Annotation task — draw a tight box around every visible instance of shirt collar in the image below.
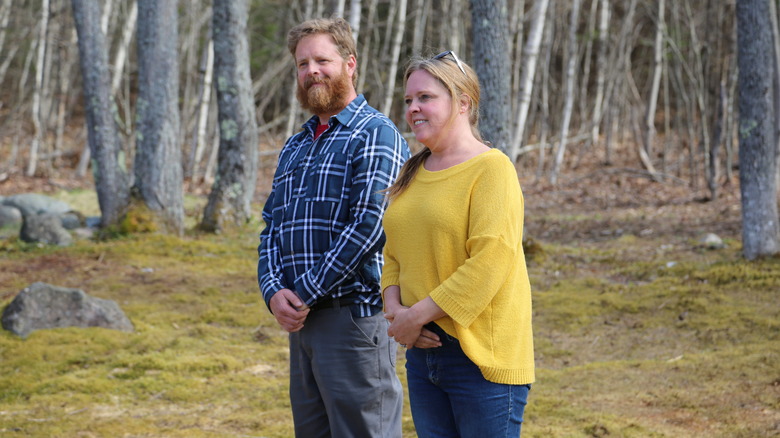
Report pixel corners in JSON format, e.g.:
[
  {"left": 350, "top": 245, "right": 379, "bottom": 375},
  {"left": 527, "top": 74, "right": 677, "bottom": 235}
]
[{"left": 303, "top": 94, "right": 367, "bottom": 134}]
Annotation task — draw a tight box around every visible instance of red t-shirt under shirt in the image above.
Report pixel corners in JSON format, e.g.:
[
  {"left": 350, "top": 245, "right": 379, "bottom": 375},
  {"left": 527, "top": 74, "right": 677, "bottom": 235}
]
[{"left": 314, "top": 124, "right": 328, "bottom": 140}]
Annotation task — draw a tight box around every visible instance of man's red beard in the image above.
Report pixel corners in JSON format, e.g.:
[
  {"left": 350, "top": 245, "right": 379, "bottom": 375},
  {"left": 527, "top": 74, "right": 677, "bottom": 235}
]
[{"left": 296, "top": 66, "right": 352, "bottom": 116}]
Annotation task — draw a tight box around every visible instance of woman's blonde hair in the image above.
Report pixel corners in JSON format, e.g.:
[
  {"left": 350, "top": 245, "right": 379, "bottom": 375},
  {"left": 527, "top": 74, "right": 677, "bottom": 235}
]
[{"left": 385, "top": 52, "right": 483, "bottom": 199}]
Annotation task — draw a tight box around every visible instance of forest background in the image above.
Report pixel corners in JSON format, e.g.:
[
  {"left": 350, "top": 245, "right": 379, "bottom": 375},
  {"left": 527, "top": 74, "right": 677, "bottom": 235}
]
[{"left": 0, "top": 0, "right": 779, "bottom": 437}]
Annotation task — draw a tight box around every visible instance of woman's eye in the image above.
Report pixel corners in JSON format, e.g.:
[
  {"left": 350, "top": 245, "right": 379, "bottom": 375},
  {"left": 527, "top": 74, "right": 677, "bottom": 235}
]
[{"left": 404, "top": 98, "right": 412, "bottom": 105}]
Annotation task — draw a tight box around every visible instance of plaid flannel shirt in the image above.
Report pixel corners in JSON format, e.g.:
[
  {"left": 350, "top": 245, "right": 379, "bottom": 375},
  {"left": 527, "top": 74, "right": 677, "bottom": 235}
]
[{"left": 257, "top": 95, "right": 410, "bottom": 317}]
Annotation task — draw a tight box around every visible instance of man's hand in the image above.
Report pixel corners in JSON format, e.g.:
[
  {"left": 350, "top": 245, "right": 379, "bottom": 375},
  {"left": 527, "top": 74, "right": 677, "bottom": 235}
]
[{"left": 269, "top": 288, "right": 310, "bottom": 332}]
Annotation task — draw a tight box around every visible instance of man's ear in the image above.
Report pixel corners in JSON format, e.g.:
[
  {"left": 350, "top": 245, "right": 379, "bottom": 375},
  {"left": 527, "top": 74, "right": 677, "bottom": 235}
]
[{"left": 347, "top": 55, "right": 357, "bottom": 78}]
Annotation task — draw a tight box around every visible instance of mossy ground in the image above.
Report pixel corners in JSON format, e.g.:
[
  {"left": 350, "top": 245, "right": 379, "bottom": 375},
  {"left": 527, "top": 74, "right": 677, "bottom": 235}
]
[{"left": 1, "top": 171, "right": 779, "bottom": 437}]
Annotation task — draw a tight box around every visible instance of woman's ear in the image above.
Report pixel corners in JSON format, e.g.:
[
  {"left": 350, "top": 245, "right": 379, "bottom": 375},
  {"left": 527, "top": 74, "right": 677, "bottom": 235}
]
[{"left": 459, "top": 95, "right": 471, "bottom": 114}]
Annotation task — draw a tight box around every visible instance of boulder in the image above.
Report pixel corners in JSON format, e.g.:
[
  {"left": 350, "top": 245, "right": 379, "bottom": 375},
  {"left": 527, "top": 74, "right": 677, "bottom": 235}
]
[
  {"left": 59, "top": 211, "right": 86, "bottom": 230},
  {"left": 20, "top": 212, "right": 73, "bottom": 246},
  {"left": 699, "top": 233, "right": 725, "bottom": 249},
  {"left": 2, "top": 193, "right": 72, "bottom": 216},
  {"left": 1, "top": 282, "right": 134, "bottom": 338},
  {"left": 0, "top": 204, "right": 22, "bottom": 228}
]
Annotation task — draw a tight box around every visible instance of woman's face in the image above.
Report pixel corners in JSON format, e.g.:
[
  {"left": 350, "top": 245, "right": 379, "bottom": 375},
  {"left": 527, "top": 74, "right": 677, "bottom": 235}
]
[{"left": 404, "top": 69, "right": 454, "bottom": 149}]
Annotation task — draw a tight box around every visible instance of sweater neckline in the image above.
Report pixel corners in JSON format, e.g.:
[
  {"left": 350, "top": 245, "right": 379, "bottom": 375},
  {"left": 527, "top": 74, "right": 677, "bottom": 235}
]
[{"left": 417, "top": 148, "right": 499, "bottom": 181}]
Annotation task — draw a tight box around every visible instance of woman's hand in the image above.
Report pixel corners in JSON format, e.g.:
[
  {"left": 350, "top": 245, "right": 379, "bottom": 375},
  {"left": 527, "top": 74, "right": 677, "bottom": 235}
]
[
  {"left": 387, "top": 306, "right": 425, "bottom": 348},
  {"left": 412, "top": 327, "right": 442, "bottom": 349},
  {"left": 383, "top": 287, "right": 443, "bottom": 349}
]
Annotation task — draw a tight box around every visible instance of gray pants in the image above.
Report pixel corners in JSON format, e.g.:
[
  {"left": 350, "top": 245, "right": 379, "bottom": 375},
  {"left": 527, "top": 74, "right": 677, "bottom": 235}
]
[{"left": 289, "top": 304, "right": 403, "bottom": 438}]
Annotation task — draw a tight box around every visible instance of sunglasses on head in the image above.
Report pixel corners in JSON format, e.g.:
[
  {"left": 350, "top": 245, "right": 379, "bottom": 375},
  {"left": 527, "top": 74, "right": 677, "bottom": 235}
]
[{"left": 433, "top": 50, "right": 467, "bottom": 76}]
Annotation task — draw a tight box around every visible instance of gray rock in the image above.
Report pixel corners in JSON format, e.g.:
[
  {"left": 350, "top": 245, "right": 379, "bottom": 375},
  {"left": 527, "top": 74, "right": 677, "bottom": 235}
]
[
  {"left": 699, "top": 233, "right": 725, "bottom": 249},
  {"left": 0, "top": 205, "right": 22, "bottom": 228},
  {"left": 1, "top": 282, "right": 134, "bottom": 338},
  {"left": 2, "top": 193, "right": 72, "bottom": 216},
  {"left": 85, "top": 216, "right": 101, "bottom": 228},
  {"left": 59, "top": 211, "right": 85, "bottom": 230},
  {"left": 20, "top": 212, "right": 73, "bottom": 246}
]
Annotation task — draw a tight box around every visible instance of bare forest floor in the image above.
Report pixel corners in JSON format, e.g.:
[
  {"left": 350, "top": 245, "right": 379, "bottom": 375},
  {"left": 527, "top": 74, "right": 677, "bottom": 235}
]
[{"left": 0, "top": 142, "right": 779, "bottom": 437}]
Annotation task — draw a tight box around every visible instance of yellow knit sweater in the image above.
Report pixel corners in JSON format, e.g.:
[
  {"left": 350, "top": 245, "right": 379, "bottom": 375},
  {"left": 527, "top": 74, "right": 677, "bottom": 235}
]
[{"left": 381, "top": 149, "right": 535, "bottom": 385}]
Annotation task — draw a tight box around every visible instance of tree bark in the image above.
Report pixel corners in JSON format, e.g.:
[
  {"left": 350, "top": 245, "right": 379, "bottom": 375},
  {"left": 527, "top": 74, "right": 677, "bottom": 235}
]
[
  {"left": 134, "top": 0, "right": 183, "bottom": 234},
  {"left": 200, "top": 0, "right": 259, "bottom": 232},
  {"left": 70, "top": 0, "right": 130, "bottom": 229},
  {"left": 643, "top": 0, "right": 665, "bottom": 164},
  {"left": 470, "top": 0, "right": 512, "bottom": 154},
  {"left": 381, "top": 0, "right": 407, "bottom": 116},
  {"left": 736, "top": 0, "right": 780, "bottom": 259},
  {"left": 27, "top": 0, "right": 50, "bottom": 177},
  {"left": 509, "top": 0, "right": 548, "bottom": 160},
  {"left": 190, "top": 37, "right": 214, "bottom": 182},
  {"left": 589, "top": 0, "right": 609, "bottom": 149},
  {"left": 550, "top": 0, "right": 581, "bottom": 184}
]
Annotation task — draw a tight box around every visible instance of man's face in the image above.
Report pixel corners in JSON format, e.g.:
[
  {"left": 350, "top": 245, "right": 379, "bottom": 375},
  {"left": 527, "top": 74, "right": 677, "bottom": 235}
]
[{"left": 294, "top": 33, "right": 356, "bottom": 117}]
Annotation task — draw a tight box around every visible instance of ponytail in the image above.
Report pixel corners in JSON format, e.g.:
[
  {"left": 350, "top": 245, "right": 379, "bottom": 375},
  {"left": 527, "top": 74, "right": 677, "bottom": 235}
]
[{"left": 385, "top": 147, "right": 431, "bottom": 199}]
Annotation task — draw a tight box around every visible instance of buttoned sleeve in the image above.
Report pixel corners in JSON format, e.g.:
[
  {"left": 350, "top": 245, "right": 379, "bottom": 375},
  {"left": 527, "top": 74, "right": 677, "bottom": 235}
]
[{"left": 256, "top": 138, "right": 295, "bottom": 309}]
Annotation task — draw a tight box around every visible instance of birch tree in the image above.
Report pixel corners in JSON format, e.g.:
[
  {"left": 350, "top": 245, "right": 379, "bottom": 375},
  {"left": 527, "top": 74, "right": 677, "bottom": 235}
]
[
  {"left": 589, "top": 0, "right": 609, "bottom": 148},
  {"left": 200, "top": 0, "right": 259, "bottom": 232},
  {"left": 736, "top": 0, "right": 779, "bottom": 259},
  {"left": 134, "top": 0, "right": 184, "bottom": 234},
  {"left": 642, "top": 0, "right": 665, "bottom": 175},
  {"left": 26, "top": 0, "right": 50, "bottom": 177},
  {"left": 470, "top": 0, "right": 512, "bottom": 153},
  {"left": 381, "top": 0, "right": 407, "bottom": 116},
  {"left": 550, "top": 0, "right": 581, "bottom": 184},
  {"left": 71, "top": 0, "right": 129, "bottom": 229},
  {"left": 509, "top": 0, "right": 549, "bottom": 160}
]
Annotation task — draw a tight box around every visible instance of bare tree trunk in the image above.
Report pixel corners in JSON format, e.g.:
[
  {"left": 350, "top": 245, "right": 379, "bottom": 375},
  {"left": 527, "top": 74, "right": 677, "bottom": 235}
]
[
  {"left": 708, "top": 79, "right": 727, "bottom": 199},
  {"left": 550, "top": 0, "right": 581, "bottom": 184},
  {"left": 100, "top": 0, "right": 114, "bottom": 36},
  {"left": 535, "top": 0, "right": 555, "bottom": 179},
  {"left": 349, "top": 0, "right": 361, "bottom": 43},
  {"left": 509, "top": 0, "right": 548, "bottom": 160},
  {"left": 684, "top": 2, "right": 711, "bottom": 189},
  {"left": 381, "top": 0, "right": 407, "bottom": 116},
  {"left": 134, "top": 0, "right": 183, "bottom": 234},
  {"left": 110, "top": 0, "right": 137, "bottom": 95},
  {"left": 189, "top": 38, "right": 214, "bottom": 182},
  {"left": 53, "top": 28, "right": 77, "bottom": 165},
  {"left": 769, "top": 0, "right": 780, "bottom": 189},
  {"left": 356, "top": 0, "right": 377, "bottom": 92},
  {"left": 0, "top": 0, "right": 12, "bottom": 59},
  {"left": 509, "top": 0, "right": 524, "bottom": 116},
  {"left": 410, "top": 0, "right": 426, "bottom": 56},
  {"left": 578, "top": 0, "right": 598, "bottom": 123},
  {"left": 470, "top": 0, "right": 512, "bottom": 153},
  {"left": 589, "top": 0, "right": 609, "bottom": 149},
  {"left": 201, "top": 0, "right": 259, "bottom": 232},
  {"left": 643, "top": 0, "right": 664, "bottom": 169},
  {"left": 736, "top": 0, "right": 780, "bottom": 259},
  {"left": 27, "top": 0, "right": 50, "bottom": 177},
  {"left": 448, "top": 0, "right": 463, "bottom": 55},
  {"left": 71, "top": 0, "right": 130, "bottom": 229}
]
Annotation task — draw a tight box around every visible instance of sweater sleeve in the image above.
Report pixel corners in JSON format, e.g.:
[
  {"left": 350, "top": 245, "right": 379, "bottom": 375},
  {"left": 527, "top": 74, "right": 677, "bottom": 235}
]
[
  {"left": 381, "top": 243, "right": 400, "bottom": 297},
  {"left": 428, "top": 158, "right": 524, "bottom": 329}
]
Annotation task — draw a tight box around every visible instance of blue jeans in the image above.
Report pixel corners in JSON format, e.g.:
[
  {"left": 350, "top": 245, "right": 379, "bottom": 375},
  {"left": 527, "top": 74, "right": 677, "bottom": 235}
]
[{"left": 405, "top": 323, "right": 530, "bottom": 438}]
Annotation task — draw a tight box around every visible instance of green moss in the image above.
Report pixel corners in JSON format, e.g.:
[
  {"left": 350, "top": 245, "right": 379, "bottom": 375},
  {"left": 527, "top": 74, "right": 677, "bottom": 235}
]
[{"left": 1, "top": 188, "right": 778, "bottom": 437}]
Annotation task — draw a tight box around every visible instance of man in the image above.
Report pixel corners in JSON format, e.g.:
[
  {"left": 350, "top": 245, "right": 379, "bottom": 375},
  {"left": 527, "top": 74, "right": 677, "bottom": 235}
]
[{"left": 257, "top": 18, "right": 409, "bottom": 438}]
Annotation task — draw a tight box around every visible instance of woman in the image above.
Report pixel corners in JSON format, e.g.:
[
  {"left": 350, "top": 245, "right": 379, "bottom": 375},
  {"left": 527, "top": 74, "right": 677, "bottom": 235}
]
[{"left": 381, "top": 51, "right": 535, "bottom": 437}]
